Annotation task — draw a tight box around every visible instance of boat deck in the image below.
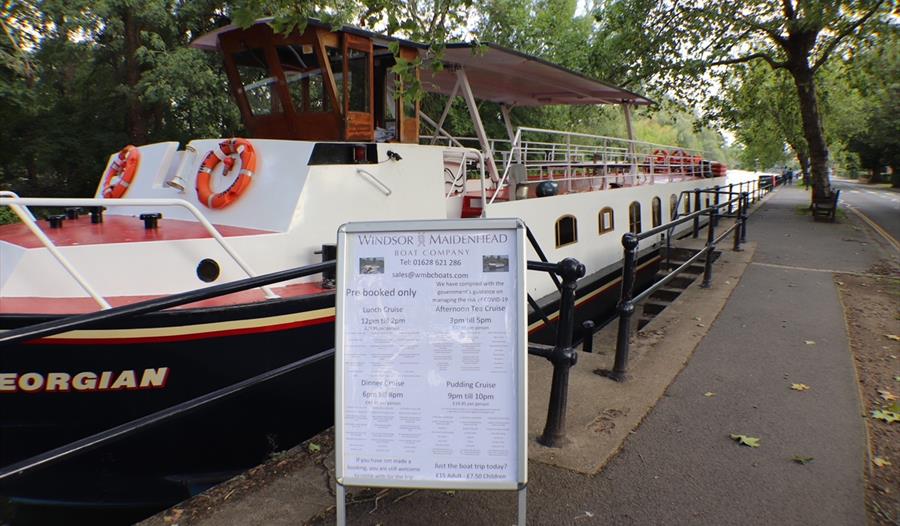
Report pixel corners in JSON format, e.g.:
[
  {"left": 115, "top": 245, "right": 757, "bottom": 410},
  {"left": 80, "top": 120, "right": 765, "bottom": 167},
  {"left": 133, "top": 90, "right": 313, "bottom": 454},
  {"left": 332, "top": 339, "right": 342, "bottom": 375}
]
[{"left": 0, "top": 214, "right": 273, "bottom": 249}]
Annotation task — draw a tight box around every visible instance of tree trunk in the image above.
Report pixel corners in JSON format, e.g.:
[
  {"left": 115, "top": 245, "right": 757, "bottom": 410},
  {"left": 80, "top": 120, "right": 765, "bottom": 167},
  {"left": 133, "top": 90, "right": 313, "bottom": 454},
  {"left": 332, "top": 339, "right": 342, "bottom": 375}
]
[
  {"left": 789, "top": 64, "right": 831, "bottom": 200},
  {"left": 796, "top": 149, "right": 810, "bottom": 182}
]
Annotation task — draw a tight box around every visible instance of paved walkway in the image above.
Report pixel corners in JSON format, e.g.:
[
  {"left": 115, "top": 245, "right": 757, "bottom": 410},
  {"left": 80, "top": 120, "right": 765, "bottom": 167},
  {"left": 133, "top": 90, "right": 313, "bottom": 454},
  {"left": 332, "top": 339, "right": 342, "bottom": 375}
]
[{"left": 329, "top": 185, "right": 879, "bottom": 525}]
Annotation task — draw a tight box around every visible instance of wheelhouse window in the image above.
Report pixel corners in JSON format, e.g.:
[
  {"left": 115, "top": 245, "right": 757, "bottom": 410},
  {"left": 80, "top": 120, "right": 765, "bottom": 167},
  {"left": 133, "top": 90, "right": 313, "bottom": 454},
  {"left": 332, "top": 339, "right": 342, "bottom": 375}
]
[
  {"left": 234, "top": 49, "right": 281, "bottom": 116},
  {"left": 326, "top": 46, "right": 344, "bottom": 110},
  {"left": 278, "top": 44, "right": 330, "bottom": 113},
  {"left": 652, "top": 197, "right": 662, "bottom": 227},
  {"left": 556, "top": 215, "right": 578, "bottom": 247},
  {"left": 686, "top": 194, "right": 693, "bottom": 214},
  {"left": 347, "top": 48, "right": 370, "bottom": 112},
  {"left": 629, "top": 202, "right": 642, "bottom": 234},
  {"left": 670, "top": 194, "right": 678, "bottom": 219},
  {"left": 598, "top": 207, "right": 614, "bottom": 234}
]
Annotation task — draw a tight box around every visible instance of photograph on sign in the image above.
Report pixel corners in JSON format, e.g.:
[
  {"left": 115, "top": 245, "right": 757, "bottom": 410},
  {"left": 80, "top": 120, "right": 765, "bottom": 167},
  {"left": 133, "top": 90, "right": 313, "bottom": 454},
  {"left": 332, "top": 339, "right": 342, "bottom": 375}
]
[{"left": 336, "top": 219, "right": 526, "bottom": 490}]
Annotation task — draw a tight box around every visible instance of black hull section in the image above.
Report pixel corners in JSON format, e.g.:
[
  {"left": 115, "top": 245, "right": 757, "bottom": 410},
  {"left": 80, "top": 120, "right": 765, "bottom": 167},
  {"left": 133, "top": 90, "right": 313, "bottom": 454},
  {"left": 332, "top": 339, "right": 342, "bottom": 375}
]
[
  {"left": 0, "top": 294, "right": 336, "bottom": 509},
  {"left": 0, "top": 250, "right": 659, "bottom": 511}
]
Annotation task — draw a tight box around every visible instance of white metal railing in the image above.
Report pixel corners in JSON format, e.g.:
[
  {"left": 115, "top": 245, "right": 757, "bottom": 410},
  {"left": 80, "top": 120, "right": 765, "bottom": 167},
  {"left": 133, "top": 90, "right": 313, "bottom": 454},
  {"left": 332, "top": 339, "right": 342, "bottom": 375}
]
[
  {"left": 487, "top": 127, "right": 716, "bottom": 204},
  {"left": 441, "top": 149, "right": 486, "bottom": 199},
  {"left": 0, "top": 196, "right": 280, "bottom": 308}
]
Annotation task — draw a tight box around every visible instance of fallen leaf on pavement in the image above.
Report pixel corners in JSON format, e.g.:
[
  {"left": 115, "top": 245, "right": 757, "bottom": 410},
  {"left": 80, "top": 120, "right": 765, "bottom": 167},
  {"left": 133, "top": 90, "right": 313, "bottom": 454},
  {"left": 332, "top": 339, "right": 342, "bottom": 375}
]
[
  {"left": 730, "top": 434, "right": 760, "bottom": 447},
  {"left": 791, "top": 383, "right": 811, "bottom": 391},
  {"left": 871, "top": 409, "right": 900, "bottom": 423},
  {"left": 792, "top": 456, "right": 814, "bottom": 464},
  {"left": 308, "top": 442, "right": 321, "bottom": 453},
  {"left": 886, "top": 334, "right": 900, "bottom": 342},
  {"left": 872, "top": 457, "right": 891, "bottom": 468},
  {"left": 878, "top": 389, "right": 897, "bottom": 402},
  {"left": 804, "top": 340, "right": 816, "bottom": 345},
  {"left": 704, "top": 392, "right": 716, "bottom": 397}
]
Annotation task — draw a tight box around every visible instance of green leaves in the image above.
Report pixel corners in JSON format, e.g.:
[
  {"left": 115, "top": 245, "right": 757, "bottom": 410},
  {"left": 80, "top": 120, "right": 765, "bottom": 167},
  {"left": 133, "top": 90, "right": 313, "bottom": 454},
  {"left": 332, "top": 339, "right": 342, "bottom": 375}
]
[
  {"left": 730, "top": 434, "right": 760, "bottom": 448},
  {"left": 792, "top": 456, "right": 814, "bottom": 465},
  {"left": 870, "top": 409, "right": 900, "bottom": 424}
]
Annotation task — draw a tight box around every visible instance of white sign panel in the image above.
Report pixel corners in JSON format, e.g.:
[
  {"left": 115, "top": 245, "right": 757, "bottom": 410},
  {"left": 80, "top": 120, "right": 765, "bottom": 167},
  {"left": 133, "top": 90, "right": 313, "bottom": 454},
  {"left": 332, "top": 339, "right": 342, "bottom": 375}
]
[{"left": 336, "top": 219, "right": 527, "bottom": 490}]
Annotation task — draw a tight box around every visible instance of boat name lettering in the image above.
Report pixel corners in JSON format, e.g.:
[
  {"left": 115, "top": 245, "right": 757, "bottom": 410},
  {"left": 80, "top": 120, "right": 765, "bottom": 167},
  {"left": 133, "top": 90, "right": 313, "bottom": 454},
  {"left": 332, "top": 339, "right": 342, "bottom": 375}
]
[{"left": 0, "top": 367, "right": 170, "bottom": 393}]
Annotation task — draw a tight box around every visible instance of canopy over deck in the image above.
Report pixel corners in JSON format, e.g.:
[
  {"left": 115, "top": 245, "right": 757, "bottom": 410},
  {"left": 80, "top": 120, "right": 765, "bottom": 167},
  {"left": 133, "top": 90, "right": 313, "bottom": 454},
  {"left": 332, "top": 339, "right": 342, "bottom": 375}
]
[
  {"left": 191, "top": 20, "right": 653, "bottom": 108},
  {"left": 423, "top": 43, "right": 652, "bottom": 107}
]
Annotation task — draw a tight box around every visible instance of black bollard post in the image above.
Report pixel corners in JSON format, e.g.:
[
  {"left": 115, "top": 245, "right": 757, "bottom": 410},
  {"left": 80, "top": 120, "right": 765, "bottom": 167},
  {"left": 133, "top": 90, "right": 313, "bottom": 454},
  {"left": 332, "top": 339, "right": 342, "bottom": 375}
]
[
  {"left": 609, "top": 233, "right": 638, "bottom": 382},
  {"left": 692, "top": 189, "right": 701, "bottom": 238},
  {"left": 713, "top": 186, "right": 720, "bottom": 226},
  {"left": 581, "top": 320, "right": 595, "bottom": 354},
  {"left": 741, "top": 192, "right": 749, "bottom": 243},
  {"left": 701, "top": 207, "right": 717, "bottom": 288},
  {"left": 727, "top": 183, "right": 734, "bottom": 215},
  {"left": 538, "top": 257, "right": 585, "bottom": 448},
  {"left": 733, "top": 192, "right": 743, "bottom": 252}
]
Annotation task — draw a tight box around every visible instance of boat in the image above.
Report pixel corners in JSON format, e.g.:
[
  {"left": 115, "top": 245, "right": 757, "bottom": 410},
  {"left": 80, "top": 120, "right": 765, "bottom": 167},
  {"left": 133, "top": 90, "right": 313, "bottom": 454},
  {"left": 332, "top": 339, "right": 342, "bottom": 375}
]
[{"left": 0, "top": 19, "right": 758, "bottom": 511}]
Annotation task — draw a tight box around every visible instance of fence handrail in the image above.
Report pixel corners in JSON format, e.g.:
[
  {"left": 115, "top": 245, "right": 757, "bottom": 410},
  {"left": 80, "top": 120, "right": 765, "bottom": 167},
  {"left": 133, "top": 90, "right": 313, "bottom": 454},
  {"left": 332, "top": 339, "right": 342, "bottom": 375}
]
[{"left": 0, "top": 196, "right": 280, "bottom": 303}]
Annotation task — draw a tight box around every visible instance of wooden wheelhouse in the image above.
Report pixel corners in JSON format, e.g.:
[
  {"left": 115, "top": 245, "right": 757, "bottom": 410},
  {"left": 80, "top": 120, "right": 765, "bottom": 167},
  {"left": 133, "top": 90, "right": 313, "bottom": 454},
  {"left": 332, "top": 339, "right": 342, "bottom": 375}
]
[{"left": 198, "top": 20, "right": 420, "bottom": 143}]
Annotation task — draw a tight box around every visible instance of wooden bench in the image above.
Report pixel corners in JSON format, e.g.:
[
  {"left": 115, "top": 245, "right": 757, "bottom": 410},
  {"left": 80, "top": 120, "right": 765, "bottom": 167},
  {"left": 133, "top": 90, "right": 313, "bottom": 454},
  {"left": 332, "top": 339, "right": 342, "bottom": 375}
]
[{"left": 811, "top": 188, "right": 840, "bottom": 222}]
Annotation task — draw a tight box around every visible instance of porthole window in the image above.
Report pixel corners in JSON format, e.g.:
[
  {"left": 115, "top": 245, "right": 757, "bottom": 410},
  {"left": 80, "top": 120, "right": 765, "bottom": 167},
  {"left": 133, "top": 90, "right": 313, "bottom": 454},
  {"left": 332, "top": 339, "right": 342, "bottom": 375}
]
[
  {"left": 670, "top": 194, "right": 678, "bottom": 219},
  {"left": 628, "top": 202, "right": 642, "bottom": 234},
  {"left": 555, "top": 215, "right": 577, "bottom": 247},
  {"left": 598, "top": 207, "right": 614, "bottom": 234},
  {"left": 197, "top": 258, "right": 221, "bottom": 283},
  {"left": 652, "top": 197, "right": 662, "bottom": 228}
]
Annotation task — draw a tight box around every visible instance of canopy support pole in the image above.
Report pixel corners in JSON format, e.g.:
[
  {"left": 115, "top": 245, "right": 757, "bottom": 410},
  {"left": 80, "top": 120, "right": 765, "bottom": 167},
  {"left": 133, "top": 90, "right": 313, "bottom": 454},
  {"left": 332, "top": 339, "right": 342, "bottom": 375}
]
[
  {"left": 430, "top": 76, "right": 461, "bottom": 145},
  {"left": 500, "top": 104, "right": 520, "bottom": 200},
  {"left": 457, "top": 68, "right": 500, "bottom": 183},
  {"left": 622, "top": 102, "right": 638, "bottom": 183}
]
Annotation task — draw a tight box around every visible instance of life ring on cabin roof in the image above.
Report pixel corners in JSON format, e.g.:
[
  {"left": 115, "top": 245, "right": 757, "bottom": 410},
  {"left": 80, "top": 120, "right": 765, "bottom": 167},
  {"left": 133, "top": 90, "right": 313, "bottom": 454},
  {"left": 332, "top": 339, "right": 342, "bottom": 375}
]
[
  {"left": 652, "top": 149, "right": 668, "bottom": 164},
  {"left": 196, "top": 138, "right": 257, "bottom": 209},
  {"left": 102, "top": 145, "right": 140, "bottom": 198}
]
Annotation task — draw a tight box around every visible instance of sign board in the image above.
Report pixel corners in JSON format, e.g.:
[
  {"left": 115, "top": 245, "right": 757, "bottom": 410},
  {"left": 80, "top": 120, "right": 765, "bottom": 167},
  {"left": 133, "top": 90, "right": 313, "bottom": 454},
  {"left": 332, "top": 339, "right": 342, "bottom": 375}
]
[{"left": 335, "top": 218, "right": 527, "bottom": 490}]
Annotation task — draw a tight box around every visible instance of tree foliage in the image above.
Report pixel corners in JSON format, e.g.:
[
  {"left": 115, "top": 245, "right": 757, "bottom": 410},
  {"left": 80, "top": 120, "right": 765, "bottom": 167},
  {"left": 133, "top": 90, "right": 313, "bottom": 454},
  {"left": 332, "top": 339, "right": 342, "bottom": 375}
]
[{"left": 600, "top": 0, "right": 892, "bottom": 199}]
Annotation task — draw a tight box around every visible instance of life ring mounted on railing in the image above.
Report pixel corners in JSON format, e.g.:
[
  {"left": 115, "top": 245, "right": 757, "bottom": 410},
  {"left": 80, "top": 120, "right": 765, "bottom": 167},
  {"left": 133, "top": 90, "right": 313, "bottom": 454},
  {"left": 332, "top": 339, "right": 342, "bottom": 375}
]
[
  {"left": 652, "top": 149, "right": 669, "bottom": 165},
  {"left": 196, "top": 138, "right": 257, "bottom": 209},
  {"left": 102, "top": 145, "right": 141, "bottom": 198}
]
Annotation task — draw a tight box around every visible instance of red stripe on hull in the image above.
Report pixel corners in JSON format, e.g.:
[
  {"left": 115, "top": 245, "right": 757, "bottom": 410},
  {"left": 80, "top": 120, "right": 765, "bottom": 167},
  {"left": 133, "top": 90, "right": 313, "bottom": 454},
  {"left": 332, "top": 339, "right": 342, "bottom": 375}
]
[{"left": 0, "top": 282, "right": 331, "bottom": 315}]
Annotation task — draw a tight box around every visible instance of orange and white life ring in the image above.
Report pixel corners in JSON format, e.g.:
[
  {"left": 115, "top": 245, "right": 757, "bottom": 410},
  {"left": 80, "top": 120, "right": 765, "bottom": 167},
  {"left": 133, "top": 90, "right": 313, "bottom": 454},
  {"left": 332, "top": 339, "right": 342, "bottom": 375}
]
[
  {"left": 652, "top": 149, "right": 669, "bottom": 164},
  {"left": 102, "top": 145, "right": 140, "bottom": 198},
  {"left": 196, "top": 138, "right": 257, "bottom": 209}
]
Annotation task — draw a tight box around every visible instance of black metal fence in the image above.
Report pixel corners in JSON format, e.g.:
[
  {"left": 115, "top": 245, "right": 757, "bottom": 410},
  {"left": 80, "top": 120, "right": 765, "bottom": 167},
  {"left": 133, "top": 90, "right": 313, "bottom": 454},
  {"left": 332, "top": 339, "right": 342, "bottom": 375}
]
[{"left": 607, "top": 189, "right": 756, "bottom": 382}]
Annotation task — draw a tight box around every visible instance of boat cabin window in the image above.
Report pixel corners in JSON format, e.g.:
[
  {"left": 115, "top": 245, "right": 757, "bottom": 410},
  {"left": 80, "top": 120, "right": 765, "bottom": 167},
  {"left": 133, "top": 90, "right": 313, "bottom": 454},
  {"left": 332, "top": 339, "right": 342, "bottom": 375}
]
[
  {"left": 685, "top": 195, "right": 693, "bottom": 215},
  {"left": 556, "top": 215, "right": 578, "bottom": 248},
  {"left": 629, "top": 202, "right": 642, "bottom": 234},
  {"left": 218, "top": 24, "right": 419, "bottom": 143},
  {"left": 278, "top": 44, "right": 330, "bottom": 112},
  {"left": 598, "top": 207, "right": 615, "bottom": 234},
  {"left": 234, "top": 49, "right": 282, "bottom": 116},
  {"left": 347, "top": 48, "right": 370, "bottom": 112},
  {"left": 670, "top": 194, "right": 678, "bottom": 219},
  {"left": 652, "top": 197, "right": 662, "bottom": 228}
]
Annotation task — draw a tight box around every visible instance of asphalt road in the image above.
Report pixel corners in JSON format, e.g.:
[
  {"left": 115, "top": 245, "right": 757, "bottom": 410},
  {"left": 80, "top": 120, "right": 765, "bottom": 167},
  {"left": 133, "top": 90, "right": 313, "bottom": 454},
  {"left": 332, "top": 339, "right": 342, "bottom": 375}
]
[{"left": 831, "top": 179, "right": 900, "bottom": 250}]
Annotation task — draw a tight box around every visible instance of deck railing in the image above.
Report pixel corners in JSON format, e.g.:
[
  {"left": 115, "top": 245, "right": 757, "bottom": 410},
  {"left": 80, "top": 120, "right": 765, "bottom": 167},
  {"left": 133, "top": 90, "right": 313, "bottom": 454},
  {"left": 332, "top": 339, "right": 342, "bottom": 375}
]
[{"left": 0, "top": 196, "right": 280, "bottom": 305}]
